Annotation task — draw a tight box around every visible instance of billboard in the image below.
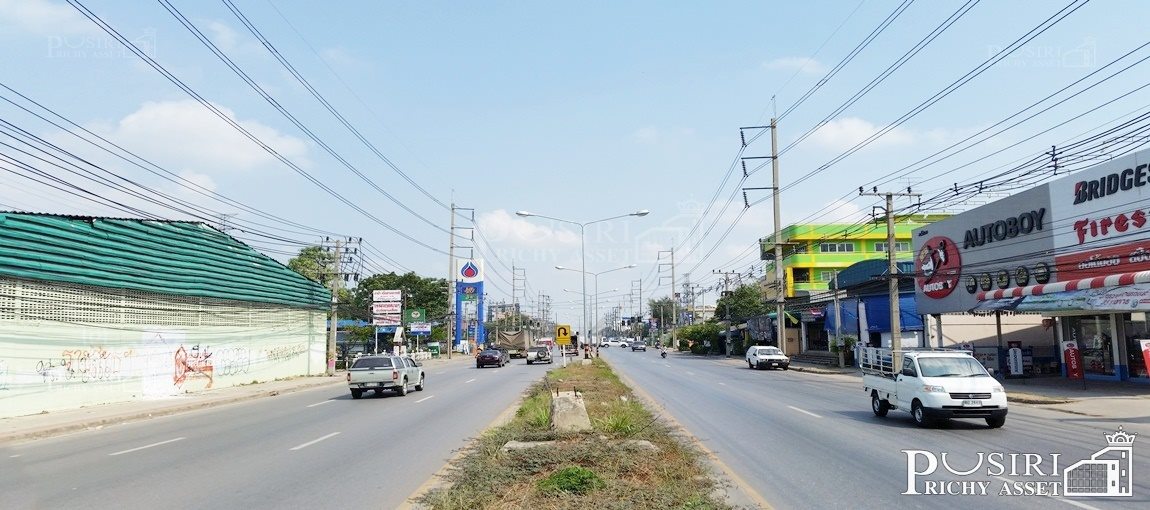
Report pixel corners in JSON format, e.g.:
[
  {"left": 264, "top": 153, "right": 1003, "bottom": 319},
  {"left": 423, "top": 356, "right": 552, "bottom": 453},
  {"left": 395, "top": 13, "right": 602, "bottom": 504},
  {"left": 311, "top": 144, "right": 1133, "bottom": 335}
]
[
  {"left": 912, "top": 185, "right": 1055, "bottom": 314},
  {"left": 1049, "top": 151, "right": 1150, "bottom": 280}
]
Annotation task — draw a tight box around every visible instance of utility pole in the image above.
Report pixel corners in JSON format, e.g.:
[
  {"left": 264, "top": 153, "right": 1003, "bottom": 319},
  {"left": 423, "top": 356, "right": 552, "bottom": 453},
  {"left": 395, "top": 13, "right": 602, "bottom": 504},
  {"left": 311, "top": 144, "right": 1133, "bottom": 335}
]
[
  {"left": 739, "top": 122, "right": 784, "bottom": 355},
  {"left": 833, "top": 271, "right": 844, "bottom": 368},
  {"left": 446, "top": 203, "right": 455, "bottom": 359},
  {"left": 323, "top": 236, "right": 361, "bottom": 376},
  {"left": 632, "top": 279, "right": 643, "bottom": 341},
  {"left": 714, "top": 269, "right": 740, "bottom": 357},
  {"left": 671, "top": 246, "right": 677, "bottom": 349},
  {"left": 860, "top": 187, "right": 920, "bottom": 372}
]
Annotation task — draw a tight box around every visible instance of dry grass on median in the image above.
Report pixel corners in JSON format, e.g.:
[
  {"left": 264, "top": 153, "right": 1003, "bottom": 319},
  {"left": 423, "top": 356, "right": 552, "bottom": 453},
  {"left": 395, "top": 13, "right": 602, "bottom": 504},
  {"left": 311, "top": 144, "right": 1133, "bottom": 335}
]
[{"left": 417, "top": 359, "right": 732, "bottom": 510}]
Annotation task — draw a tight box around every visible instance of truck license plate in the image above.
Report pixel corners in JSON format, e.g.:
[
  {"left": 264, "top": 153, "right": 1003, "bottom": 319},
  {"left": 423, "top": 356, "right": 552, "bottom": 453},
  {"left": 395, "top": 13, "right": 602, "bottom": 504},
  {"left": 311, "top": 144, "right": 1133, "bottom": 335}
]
[{"left": 961, "top": 399, "right": 981, "bottom": 407}]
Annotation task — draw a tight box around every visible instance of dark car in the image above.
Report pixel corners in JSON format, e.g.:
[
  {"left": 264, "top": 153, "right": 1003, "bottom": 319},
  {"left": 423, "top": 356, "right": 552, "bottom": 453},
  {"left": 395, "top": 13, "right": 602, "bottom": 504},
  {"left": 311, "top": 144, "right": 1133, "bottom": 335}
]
[{"left": 477, "top": 349, "right": 510, "bottom": 368}]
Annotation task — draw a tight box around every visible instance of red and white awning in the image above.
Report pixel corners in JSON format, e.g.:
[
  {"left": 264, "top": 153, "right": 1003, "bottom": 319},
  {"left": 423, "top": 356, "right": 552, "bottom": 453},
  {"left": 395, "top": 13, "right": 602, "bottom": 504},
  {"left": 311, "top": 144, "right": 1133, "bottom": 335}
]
[{"left": 976, "top": 270, "right": 1150, "bottom": 300}]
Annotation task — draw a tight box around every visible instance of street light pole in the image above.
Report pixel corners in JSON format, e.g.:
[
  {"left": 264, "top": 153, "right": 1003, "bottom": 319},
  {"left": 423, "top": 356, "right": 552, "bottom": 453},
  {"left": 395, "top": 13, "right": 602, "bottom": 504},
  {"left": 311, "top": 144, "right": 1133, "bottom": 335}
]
[{"left": 517, "top": 209, "right": 648, "bottom": 351}]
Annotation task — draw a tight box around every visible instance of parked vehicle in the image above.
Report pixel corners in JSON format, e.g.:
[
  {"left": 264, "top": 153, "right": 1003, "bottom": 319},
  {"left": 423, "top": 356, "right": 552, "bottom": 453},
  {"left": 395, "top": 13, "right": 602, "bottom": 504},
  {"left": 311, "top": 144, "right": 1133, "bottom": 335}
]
[
  {"left": 861, "top": 347, "right": 1008, "bottom": 428},
  {"left": 476, "top": 349, "right": 510, "bottom": 368},
  {"left": 525, "top": 346, "right": 553, "bottom": 364},
  {"left": 630, "top": 341, "right": 647, "bottom": 352},
  {"left": 745, "top": 346, "right": 789, "bottom": 370},
  {"left": 347, "top": 355, "right": 425, "bottom": 399}
]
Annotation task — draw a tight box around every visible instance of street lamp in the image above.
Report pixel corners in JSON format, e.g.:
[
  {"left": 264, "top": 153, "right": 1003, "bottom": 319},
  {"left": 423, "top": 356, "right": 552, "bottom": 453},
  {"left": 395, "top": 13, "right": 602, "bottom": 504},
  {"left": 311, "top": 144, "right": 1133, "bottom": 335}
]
[
  {"left": 558, "top": 263, "right": 636, "bottom": 345},
  {"left": 516, "top": 209, "right": 649, "bottom": 349}
]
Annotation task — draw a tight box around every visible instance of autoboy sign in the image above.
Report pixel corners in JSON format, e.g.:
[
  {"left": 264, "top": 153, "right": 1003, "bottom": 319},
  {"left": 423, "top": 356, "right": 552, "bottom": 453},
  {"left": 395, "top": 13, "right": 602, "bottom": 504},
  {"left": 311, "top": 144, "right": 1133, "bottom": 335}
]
[{"left": 913, "top": 185, "right": 1055, "bottom": 314}]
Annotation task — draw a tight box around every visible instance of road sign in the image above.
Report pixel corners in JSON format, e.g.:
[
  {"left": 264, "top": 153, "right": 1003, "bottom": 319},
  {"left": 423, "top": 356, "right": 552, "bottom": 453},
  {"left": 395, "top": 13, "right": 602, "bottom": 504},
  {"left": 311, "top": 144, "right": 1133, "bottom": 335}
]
[
  {"left": 372, "top": 302, "right": 402, "bottom": 314},
  {"left": 404, "top": 309, "right": 425, "bottom": 323},
  {"left": 555, "top": 324, "right": 572, "bottom": 345},
  {"left": 373, "top": 289, "right": 402, "bottom": 302}
]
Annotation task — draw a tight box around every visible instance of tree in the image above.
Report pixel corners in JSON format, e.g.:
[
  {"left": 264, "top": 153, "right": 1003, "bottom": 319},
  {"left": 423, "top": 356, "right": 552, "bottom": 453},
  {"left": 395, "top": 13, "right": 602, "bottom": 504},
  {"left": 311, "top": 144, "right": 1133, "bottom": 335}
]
[
  {"left": 346, "top": 272, "right": 448, "bottom": 323},
  {"left": 647, "top": 296, "right": 676, "bottom": 327},
  {"left": 287, "top": 246, "right": 335, "bottom": 284},
  {"left": 714, "top": 284, "right": 768, "bottom": 323}
]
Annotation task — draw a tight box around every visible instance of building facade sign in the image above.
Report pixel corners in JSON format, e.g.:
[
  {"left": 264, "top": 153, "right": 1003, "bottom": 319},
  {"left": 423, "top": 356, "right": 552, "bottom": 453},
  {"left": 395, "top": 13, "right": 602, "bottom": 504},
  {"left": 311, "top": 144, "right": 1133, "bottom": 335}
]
[{"left": 913, "top": 185, "right": 1055, "bottom": 314}]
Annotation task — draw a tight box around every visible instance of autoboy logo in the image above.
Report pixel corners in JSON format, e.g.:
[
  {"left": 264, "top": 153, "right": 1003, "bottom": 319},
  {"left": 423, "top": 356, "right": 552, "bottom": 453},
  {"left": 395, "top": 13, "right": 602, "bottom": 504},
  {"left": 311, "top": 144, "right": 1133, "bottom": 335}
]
[
  {"left": 903, "top": 427, "right": 1136, "bottom": 498},
  {"left": 916, "top": 236, "right": 962, "bottom": 299}
]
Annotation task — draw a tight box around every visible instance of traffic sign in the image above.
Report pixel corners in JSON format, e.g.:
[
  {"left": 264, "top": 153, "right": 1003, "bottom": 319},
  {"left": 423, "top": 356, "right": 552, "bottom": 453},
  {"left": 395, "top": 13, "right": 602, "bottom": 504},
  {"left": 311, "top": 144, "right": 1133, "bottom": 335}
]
[{"left": 555, "top": 324, "right": 572, "bottom": 345}]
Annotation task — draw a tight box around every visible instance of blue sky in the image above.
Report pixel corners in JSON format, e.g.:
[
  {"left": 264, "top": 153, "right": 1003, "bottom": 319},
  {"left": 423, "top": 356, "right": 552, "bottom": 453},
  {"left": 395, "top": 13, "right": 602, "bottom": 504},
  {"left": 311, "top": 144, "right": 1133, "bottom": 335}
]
[{"left": 2, "top": 0, "right": 1148, "bottom": 328}]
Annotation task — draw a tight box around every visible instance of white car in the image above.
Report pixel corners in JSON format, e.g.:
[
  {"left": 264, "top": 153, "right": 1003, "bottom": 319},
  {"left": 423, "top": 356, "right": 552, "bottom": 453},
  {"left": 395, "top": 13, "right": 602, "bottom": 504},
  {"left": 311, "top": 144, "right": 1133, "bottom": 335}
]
[
  {"left": 603, "top": 339, "right": 626, "bottom": 347},
  {"left": 746, "top": 346, "right": 789, "bottom": 370}
]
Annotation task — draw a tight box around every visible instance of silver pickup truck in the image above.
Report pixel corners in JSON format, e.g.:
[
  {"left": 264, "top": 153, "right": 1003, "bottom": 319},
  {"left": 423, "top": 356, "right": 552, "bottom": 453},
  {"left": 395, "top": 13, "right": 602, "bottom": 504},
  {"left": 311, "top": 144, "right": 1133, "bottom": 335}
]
[{"left": 346, "top": 355, "right": 425, "bottom": 399}]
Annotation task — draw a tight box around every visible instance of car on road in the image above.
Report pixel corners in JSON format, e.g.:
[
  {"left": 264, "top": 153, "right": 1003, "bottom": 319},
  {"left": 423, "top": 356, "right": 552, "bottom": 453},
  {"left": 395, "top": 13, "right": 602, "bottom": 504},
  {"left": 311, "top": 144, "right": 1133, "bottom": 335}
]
[
  {"left": 477, "top": 349, "right": 510, "bottom": 368},
  {"left": 863, "top": 348, "right": 1008, "bottom": 428},
  {"left": 347, "top": 355, "right": 425, "bottom": 399},
  {"left": 525, "top": 346, "right": 553, "bottom": 364},
  {"left": 631, "top": 341, "right": 647, "bottom": 351},
  {"left": 745, "top": 346, "right": 789, "bottom": 370}
]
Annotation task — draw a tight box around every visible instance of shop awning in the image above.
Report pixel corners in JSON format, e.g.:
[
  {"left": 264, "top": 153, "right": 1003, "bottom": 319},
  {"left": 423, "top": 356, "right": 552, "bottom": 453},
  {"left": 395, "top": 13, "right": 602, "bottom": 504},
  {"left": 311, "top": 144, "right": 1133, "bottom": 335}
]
[{"left": 971, "top": 270, "right": 1150, "bottom": 313}]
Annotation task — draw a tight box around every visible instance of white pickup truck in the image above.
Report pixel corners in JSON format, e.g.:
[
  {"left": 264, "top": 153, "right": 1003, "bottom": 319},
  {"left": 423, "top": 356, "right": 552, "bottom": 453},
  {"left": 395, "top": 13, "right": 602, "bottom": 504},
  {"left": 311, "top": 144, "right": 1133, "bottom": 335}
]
[
  {"left": 346, "top": 354, "right": 425, "bottom": 399},
  {"left": 861, "top": 347, "right": 1007, "bottom": 428}
]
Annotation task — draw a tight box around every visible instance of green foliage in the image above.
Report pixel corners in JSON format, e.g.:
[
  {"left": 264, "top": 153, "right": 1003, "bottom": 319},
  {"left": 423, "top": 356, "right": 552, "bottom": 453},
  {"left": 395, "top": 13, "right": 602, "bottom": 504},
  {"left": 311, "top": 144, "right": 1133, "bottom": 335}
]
[
  {"left": 678, "top": 339, "right": 690, "bottom": 351},
  {"left": 593, "top": 400, "right": 646, "bottom": 436},
  {"left": 345, "top": 325, "right": 375, "bottom": 343},
  {"left": 287, "top": 246, "right": 335, "bottom": 284},
  {"left": 536, "top": 466, "right": 605, "bottom": 495},
  {"left": 714, "top": 284, "right": 768, "bottom": 323},
  {"left": 347, "top": 272, "right": 448, "bottom": 322},
  {"left": 678, "top": 322, "right": 722, "bottom": 343},
  {"left": 647, "top": 296, "right": 676, "bottom": 326},
  {"left": 516, "top": 391, "right": 552, "bottom": 430}
]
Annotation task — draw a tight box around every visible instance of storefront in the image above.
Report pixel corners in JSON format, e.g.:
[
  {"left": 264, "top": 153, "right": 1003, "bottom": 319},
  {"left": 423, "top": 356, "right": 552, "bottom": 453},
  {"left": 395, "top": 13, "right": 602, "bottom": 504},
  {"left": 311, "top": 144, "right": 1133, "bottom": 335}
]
[{"left": 915, "top": 148, "right": 1150, "bottom": 383}]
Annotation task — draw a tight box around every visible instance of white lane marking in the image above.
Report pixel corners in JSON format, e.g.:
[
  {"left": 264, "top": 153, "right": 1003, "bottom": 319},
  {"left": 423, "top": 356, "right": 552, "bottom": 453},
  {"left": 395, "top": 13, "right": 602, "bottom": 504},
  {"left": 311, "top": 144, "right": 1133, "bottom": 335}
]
[
  {"left": 306, "top": 400, "right": 334, "bottom": 408},
  {"left": 686, "top": 371, "right": 695, "bottom": 376},
  {"left": 416, "top": 395, "right": 434, "bottom": 403},
  {"left": 290, "top": 432, "right": 340, "bottom": 451},
  {"left": 718, "top": 382, "right": 727, "bottom": 386},
  {"left": 109, "top": 437, "right": 186, "bottom": 456},
  {"left": 992, "top": 476, "right": 1100, "bottom": 510},
  {"left": 787, "top": 405, "right": 822, "bottom": 418},
  {"left": 465, "top": 378, "right": 476, "bottom": 384},
  {"left": 9, "top": 454, "right": 22, "bottom": 458},
  {"left": 663, "top": 363, "right": 671, "bottom": 367}
]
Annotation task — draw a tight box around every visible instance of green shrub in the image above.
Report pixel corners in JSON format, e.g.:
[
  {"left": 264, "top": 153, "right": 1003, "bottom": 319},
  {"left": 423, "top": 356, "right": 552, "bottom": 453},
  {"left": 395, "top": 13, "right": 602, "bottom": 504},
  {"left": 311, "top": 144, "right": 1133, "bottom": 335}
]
[{"left": 537, "top": 466, "right": 605, "bottom": 495}]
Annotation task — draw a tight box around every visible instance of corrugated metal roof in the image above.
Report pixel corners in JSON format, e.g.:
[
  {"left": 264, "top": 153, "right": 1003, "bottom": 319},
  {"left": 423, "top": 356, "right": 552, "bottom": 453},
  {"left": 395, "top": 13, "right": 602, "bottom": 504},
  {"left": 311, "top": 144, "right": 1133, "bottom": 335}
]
[{"left": 0, "top": 212, "right": 330, "bottom": 309}]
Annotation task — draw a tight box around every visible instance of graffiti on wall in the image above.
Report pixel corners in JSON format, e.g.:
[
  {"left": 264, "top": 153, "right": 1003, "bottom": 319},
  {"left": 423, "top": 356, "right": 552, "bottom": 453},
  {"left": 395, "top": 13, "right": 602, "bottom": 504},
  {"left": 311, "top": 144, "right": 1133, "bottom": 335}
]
[
  {"left": 173, "top": 344, "right": 214, "bottom": 389},
  {"left": 33, "top": 348, "right": 134, "bottom": 384},
  {"left": 265, "top": 343, "right": 306, "bottom": 362},
  {"left": 213, "top": 347, "right": 252, "bottom": 376},
  {"left": 61, "top": 348, "right": 133, "bottom": 383}
]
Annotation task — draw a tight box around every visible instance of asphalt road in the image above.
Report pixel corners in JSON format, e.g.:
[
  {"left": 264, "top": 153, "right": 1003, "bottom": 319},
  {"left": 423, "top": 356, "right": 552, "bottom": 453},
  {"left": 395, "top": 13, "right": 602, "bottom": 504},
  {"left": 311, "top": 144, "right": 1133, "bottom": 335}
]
[
  {"left": 1, "top": 355, "right": 555, "bottom": 510},
  {"left": 602, "top": 347, "right": 1150, "bottom": 510}
]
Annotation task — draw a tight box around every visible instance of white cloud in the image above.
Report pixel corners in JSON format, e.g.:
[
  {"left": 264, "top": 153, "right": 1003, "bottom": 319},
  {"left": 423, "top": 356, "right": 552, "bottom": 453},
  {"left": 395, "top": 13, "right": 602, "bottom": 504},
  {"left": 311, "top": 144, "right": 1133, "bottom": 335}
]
[
  {"left": 477, "top": 209, "right": 579, "bottom": 248},
  {"left": 0, "top": 0, "right": 97, "bottom": 36},
  {"left": 807, "top": 117, "right": 914, "bottom": 151},
  {"left": 633, "top": 126, "right": 659, "bottom": 145},
  {"left": 764, "top": 56, "right": 826, "bottom": 74},
  {"left": 95, "top": 99, "right": 310, "bottom": 173},
  {"left": 203, "top": 20, "right": 240, "bottom": 51}
]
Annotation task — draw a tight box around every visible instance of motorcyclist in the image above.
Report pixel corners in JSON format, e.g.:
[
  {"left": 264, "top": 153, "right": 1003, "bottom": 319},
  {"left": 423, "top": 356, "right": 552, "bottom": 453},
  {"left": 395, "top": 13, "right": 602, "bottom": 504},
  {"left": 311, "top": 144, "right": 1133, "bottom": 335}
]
[{"left": 660, "top": 345, "right": 667, "bottom": 358}]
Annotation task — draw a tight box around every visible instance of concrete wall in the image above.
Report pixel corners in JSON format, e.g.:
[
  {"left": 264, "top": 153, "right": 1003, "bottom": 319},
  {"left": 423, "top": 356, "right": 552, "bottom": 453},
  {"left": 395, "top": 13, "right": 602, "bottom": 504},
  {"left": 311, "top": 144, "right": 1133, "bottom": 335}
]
[
  {"left": 930, "top": 313, "right": 1055, "bottom": 349},
  {"left": 0, "top": 278, "right": 327, "bottom": 418}
]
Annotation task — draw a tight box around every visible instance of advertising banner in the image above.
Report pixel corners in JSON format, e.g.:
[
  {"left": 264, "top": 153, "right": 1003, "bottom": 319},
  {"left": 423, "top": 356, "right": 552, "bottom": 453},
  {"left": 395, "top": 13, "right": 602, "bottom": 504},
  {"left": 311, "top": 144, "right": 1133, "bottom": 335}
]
[
  {"left": 371, "top": 302, "right": 402, "bottom": 314},
  {"left": 372, "top": 314, "right": 402, "bottom": 326},
  {"left": 409, "top": 322, "right": 431, "bottom": 335},
  {"left": 1008, "top": 347, "right": 1024, "bottom": 376},
  {"left": 1140, "top": 339, "right": 1150, "bottom": 378},
  {"left": 373, "top": 289, "right": 402, "bottom": 302},
  {"left": 1062, "top": 340, "right": 1084, "bottom": 380}
]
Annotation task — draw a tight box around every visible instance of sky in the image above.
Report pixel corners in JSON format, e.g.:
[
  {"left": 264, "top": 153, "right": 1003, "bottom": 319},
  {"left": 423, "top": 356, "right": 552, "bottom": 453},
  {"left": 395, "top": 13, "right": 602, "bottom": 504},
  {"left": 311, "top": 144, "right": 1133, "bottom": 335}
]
[{"left": 2, "top": 0, "right": 1149, "bottom": 331}]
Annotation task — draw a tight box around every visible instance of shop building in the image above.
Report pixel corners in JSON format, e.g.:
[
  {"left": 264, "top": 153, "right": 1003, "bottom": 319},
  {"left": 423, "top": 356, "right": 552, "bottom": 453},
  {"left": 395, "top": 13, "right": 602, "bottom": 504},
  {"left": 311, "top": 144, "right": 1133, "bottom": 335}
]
[{"left": 913, "top": 149, "right": 1150, "bottom": 383}]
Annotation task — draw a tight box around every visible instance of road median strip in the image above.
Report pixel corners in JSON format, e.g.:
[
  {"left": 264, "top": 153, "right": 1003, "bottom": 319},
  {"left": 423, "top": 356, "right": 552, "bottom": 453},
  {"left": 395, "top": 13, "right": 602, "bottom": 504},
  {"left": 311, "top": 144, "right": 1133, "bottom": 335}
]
[{"left": 410, "top": 358, "right": 743, "bottom": 510}]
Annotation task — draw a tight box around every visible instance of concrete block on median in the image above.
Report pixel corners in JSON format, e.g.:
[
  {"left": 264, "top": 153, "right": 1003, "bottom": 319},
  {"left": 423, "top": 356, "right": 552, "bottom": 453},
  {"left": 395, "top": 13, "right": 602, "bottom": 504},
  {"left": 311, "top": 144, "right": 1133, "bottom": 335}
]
[{"left": 550, "top": 391, "right": 592, "bottom": 433}]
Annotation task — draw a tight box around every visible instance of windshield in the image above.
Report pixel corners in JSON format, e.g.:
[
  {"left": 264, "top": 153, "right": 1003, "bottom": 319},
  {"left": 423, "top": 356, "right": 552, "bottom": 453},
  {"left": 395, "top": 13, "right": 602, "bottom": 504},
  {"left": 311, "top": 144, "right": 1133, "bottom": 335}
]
[
  {"left": 917, "top": 357, "right": 989, "bottom": 377},
  {"left": 351, "top": 357, "right": 393, "bottom": 369}
]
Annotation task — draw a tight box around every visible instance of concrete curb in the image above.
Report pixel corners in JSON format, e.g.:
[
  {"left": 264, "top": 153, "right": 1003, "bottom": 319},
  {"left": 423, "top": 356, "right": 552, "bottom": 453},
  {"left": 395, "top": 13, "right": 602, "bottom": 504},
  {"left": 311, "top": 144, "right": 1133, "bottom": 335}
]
[
  {"left": 0, "top": 376, "right": 344, "bottom": 446},
  {"left": 1007, "top": 393, "right": 1075, "bottom": 405}
]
